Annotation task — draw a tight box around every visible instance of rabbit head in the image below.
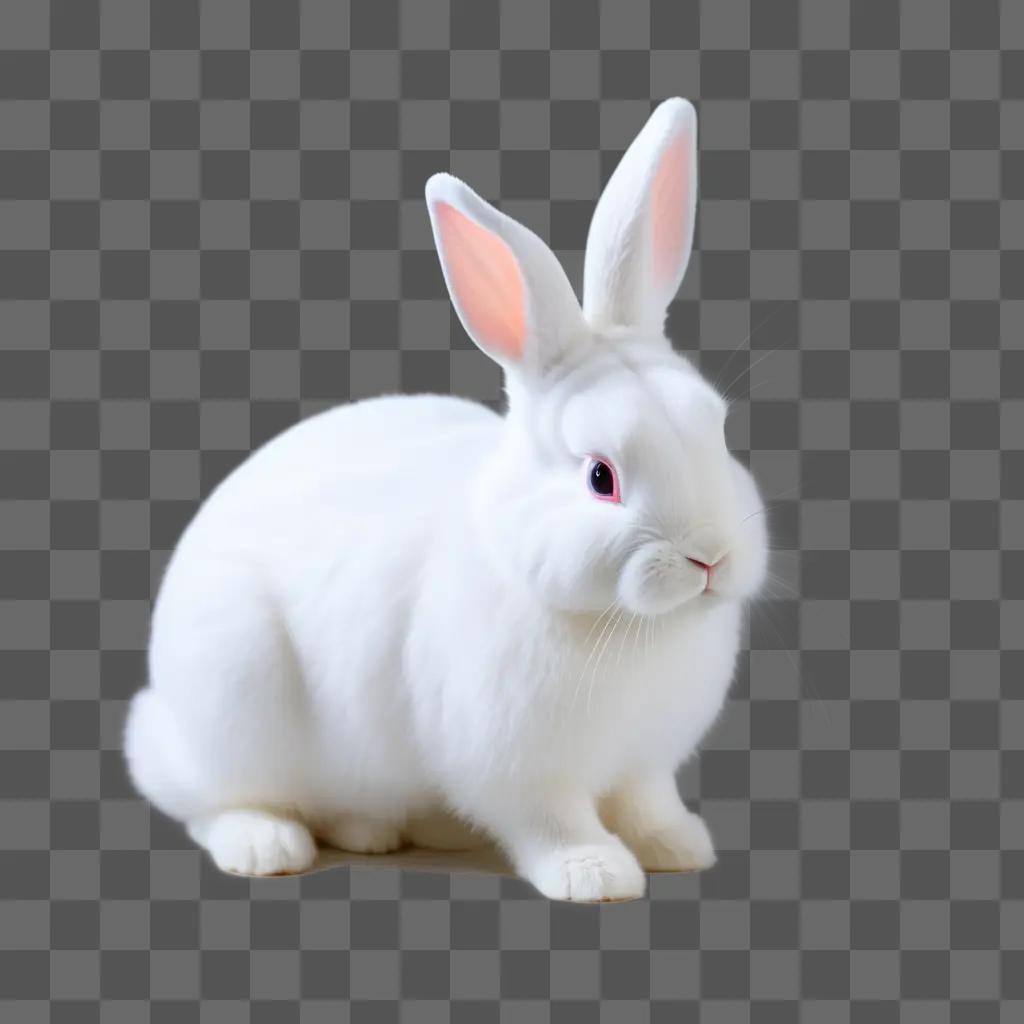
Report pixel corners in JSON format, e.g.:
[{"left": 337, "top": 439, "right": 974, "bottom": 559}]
[{"left": 426, "top": 98, "right": 768, "bottom": 616}]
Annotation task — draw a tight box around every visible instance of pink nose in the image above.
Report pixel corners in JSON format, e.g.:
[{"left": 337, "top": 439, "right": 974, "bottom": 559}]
[{"left": 686, "top": 557, "right": 716, "bottom": 574}]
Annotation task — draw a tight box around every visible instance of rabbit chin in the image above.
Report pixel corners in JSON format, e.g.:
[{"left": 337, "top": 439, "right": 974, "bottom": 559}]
[{"left": 616, "top": 544, "right": 710, "bottom": 617}]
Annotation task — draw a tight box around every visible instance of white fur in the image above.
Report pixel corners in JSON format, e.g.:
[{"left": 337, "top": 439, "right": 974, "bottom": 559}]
[
  {"left": 125, "top": 98, "right": 768, "bottom": 900},
  {"left": 584, "top": 96, "right": 698, "bottom": 329}
]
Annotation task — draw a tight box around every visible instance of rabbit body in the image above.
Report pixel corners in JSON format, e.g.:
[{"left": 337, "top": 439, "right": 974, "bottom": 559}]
[
  {"left": 127, "top": 395, "right": 503, "bottom": 829},
  {"left": 128, "top": 388, "right": 748, "bottom": 889},
  {"left": 126, "top": 99, "right": 768, "bottom": 900}
]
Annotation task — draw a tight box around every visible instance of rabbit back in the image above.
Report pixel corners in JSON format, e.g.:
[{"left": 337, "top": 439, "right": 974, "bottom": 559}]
[{"left": 128, "top": 394, "right": 503, "bottom": 824}]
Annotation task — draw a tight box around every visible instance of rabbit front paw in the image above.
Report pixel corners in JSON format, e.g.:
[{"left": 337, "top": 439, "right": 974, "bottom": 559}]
[
  {"left": 627, "top": 812, "right": 716, "bottom": 873},
  {"left": 320, "top": 814, "right": 403, "bottom": 854},
  {"left": 524, "top": 843, "right": 647, "bottom": 902},
  {"left": 194, "top": 810, "right": 318, "bottom": 876}
]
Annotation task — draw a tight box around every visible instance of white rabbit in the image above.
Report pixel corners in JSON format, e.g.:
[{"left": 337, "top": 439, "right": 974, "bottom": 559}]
[{"left": 125, "top": 97, "right": 768, "bottom": 901}]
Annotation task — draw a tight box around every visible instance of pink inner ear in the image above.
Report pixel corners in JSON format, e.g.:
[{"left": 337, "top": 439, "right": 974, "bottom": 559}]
[
  {"left": 650, "top": 131, "right": 691, "bottom": 292},
  {"left": 434, "top": 200, "right": 527, "bottom": 361}
]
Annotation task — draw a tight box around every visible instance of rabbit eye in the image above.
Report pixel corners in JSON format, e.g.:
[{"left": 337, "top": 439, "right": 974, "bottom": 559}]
[{"left": 587, "top": 457, "right": 620, "bottom": 503}]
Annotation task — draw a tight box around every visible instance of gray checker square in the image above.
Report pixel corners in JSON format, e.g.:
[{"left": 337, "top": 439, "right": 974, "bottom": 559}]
[{"left": 0, "top": 0, "right": 1019, "bottom": 1019}]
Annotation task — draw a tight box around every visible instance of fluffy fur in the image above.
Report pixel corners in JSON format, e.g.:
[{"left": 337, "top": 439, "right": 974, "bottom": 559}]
[{"left": 125, "top": 98, "right": 768, "bottom": 901}]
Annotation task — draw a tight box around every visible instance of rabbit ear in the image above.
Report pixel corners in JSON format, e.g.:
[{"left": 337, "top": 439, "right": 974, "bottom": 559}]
[
  {"left": 426, "top": 173, "right": 585, "bottom": 374},
  {"left": 583, "top": 98, "right": 698, "bottom": 330}
]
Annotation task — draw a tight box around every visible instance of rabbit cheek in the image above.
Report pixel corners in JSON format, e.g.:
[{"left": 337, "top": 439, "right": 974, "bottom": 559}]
[{"left": 722, "top": 530, "right": 769, "bottom": 600}]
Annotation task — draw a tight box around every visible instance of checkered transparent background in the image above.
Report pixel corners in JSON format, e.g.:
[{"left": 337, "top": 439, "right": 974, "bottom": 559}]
[{"left": 1, "top": 0, "right": 1022, "bottom": 1020}]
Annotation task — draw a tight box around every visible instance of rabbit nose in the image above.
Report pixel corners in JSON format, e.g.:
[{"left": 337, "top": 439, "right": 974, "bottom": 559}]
[
  {"left": 683, "top": 526, "right": 728, "bottom": 565},
  {"left": 686, "top": 557, "right": 717, "bottom": 573},
  {"left": 686, "top": 553, "right": 724, "bottom": 589}
]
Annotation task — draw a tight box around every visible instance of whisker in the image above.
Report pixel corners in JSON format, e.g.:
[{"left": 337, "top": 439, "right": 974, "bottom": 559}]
[
  {"left": 739, "top": 485, "right": 802, "bottom": 528},
  {"left": 764, "top": 484, "right": 802, "bottom": 502},
  {"left": 576, "top": 603, "right": 621, "bottom": 712},
  {"left": 738, "top": 375, "right": 778, "bottom": 400},
  {"left": 614, "top": 612, "right": 638, "bottom": 674},
  {"left": 710, "top": 302, "right": 788, "bottom": 396},
  {"left": 761, "top": 577, "right": 800, "bottom": 600},
  {"left": 580, "top": 598, "right": 620, "bottom": 649},
  {"left": 740, "top": 503, "right": 789, "bottom": 526},
  {"left": 624, "top": 611, "right": 644, "bottom": 669},
  {"left": 629, "top": 612, "right": 644, "bottom": 664},
  {"left": 570, "top": 602, "right": 619, "bottom": 714},
  {"left": 587, "top": 608, "right": 624, "bottom": 718},
  {"left": 720, "top": 340, "right": 793, "bottom": 405}
]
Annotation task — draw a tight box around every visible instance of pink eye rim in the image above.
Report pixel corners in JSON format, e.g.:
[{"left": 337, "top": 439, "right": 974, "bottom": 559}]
[{"left": 586, "top": 455, "right": 621, "bottom": 504}]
